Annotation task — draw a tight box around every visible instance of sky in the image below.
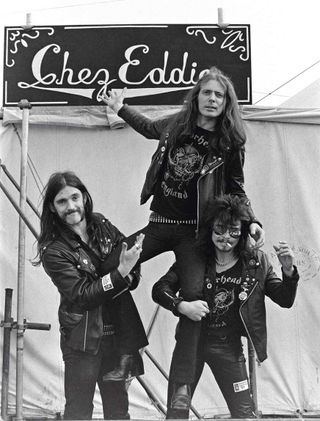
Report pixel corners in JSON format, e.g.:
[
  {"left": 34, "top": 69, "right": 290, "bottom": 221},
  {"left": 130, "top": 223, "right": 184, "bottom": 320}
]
[{"left": 1, "top": 0, "right": 319, "bottom": 107}]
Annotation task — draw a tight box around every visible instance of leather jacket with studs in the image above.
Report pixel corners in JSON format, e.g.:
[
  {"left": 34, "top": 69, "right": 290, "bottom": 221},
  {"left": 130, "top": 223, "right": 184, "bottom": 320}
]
[
  {"left": 152, "top": 250, "right": 299, "bottom": 362},
  {"left": 118, "top": 104, "right": 261, "bottom": 233},
  {"left": 41, "top": 213, "right": 148, "bottom": 354}
]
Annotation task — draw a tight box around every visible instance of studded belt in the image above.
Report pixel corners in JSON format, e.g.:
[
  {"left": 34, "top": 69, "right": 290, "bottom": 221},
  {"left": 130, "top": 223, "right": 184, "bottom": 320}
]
[{"left": 149, "top": 211, "right": 196, "bottom": 225}]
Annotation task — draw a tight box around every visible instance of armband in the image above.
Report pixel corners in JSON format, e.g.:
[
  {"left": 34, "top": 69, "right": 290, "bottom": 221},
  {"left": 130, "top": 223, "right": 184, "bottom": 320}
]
[{"left": 101, "top": 274, "right": 114, "bottom": 292}]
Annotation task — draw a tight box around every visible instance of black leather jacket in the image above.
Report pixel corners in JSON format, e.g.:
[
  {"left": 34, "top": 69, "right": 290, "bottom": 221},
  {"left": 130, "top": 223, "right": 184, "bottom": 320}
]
[
  {"left": 118, "top": 104, "right": 260, "bottom": 232},
  {"left": 152, "top": 250, "right": 299, "bottom": 362},
  {"left": 42, "top": 213, "right": 148, "bottom": 355}
]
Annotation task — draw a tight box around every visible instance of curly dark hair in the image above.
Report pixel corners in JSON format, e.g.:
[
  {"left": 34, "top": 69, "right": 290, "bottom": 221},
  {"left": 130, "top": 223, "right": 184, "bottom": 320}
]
[
  {"left": 198, "top": 194, "right": 252, "bottom": 257},
  {"left": 166, "top": 66, "right": 246, "bottom": 152}
]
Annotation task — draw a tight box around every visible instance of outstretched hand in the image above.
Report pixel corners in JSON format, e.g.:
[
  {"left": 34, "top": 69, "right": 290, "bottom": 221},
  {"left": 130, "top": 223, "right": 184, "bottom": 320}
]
[
  {"left": 117, "top": 233, "right": 144, "bottom": 278},
  {"left": 273, "top": 241, "right": 294, "bottom": 276},
  {"left": 101, "top": 88, "right": 126, "bottom": 113}
]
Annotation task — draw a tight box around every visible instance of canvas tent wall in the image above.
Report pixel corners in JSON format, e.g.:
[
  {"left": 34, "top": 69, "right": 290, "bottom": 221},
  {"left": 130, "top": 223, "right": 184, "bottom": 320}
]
[{"left": 1, "top": 87, "right": 320, "bottom": 418}]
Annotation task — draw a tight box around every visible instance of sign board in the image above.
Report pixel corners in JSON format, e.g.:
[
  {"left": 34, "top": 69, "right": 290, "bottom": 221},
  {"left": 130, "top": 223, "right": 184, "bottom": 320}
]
[{"left": 3, "top": 24, "right": 251, "bottom": 107}]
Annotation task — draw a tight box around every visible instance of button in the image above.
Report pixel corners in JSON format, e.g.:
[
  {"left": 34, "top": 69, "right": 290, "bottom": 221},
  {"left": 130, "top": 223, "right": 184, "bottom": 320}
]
[
  {"left": 249, "top": 259, "right": 256, "bottom": 267},
  {"left": 206, "top": 283, "right": 212, "bottom": 289},
  {"left": 83, "top": 259, "right": 88, "bottom": 265},
  {"left": 77, "top": 264, "right": 81, "bottom": 269},
  {"left": 161, "top": 146, "right": 165, "bottom": 152}
]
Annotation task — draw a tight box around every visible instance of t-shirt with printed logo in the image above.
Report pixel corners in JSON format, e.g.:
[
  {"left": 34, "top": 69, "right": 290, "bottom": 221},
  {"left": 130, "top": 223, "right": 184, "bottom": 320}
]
[
  {"left": 207, "top": 259, "right": 244, "bottom": 336},
  {"left": 150, "top": 126, "right": 217, "bottom": 220}
]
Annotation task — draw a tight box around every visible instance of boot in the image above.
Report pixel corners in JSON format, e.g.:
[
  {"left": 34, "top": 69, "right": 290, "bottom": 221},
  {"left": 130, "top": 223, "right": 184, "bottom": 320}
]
[
  {"left": 103, "top": 354, "right": 134, "bottom": 382},
  {"left": 170, "top": 383, "right": 191, "bottom": 411}
]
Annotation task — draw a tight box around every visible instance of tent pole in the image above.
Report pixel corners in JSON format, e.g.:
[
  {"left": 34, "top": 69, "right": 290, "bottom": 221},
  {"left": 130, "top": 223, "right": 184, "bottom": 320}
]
[
  {"left": 1, "top": 288, "right": 13, "bottom": 421},
  {"left": 15, "top": 100, "right": 32, "bottom": 421}
]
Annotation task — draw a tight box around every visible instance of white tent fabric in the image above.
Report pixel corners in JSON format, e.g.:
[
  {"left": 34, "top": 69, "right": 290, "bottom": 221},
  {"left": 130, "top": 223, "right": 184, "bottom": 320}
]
[
  {"left": 1, "top": 91, "right": 320, "bottom": 418},
  {"left": 280, "top": 79, "right": 320, "bottom": 108}
]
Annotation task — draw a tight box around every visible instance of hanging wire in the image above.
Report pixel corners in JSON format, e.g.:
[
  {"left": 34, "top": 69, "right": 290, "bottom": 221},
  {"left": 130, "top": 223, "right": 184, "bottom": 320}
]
[
  {"left": 254, "top": 59, "right": 320, "bottom": 105},
  {"left": 15, "top": 0, "right": 124, "bottom": 13}
]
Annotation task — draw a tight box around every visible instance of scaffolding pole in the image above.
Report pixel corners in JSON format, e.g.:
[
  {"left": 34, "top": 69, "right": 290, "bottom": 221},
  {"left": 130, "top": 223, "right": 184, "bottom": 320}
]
[{"left": 15, "top": 99, "right": 32, "bottom": 421}]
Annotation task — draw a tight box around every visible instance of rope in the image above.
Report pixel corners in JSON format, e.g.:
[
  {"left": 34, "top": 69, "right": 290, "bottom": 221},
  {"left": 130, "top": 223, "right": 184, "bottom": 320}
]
[
  {"left": 16, "top": 0, "right": 124, "bottom": 13},
  {"left": 254, "top": 59, "right": 320, "bottom": 105}
]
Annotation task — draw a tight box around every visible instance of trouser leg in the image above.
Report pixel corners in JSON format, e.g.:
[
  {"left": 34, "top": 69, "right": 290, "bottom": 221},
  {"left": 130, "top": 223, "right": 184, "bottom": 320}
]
[
  {"left": 204, "top": 335, "right": 255, "bottom": 418},
  {"left": 99, "top": 336, "right": 130, "bottom": 419},
  {"left": 166, "top": 340, "right": 205, "bottom": 419},
  {"left": 100, "top": 222, "right": 174, "bottom": 275},
  {"left": 62, "top": 335, "right": 130, "bottom": 420},
  {"left": 169, "top": 317, "right": 202, "bottom": 383},
  {"left": 169, "top": 228, "right": 207, "bottom": 383},
  {"left": 62, "top": 345, "right": 101, "bottom": 419}
]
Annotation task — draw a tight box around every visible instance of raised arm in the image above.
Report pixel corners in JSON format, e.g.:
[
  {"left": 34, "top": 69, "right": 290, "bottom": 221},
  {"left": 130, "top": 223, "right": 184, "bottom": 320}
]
[
  {"left": 102, "top": 88, "right": 173, "bottom": 140},
  {"left": 225, "top": 148, "right": 265, "bottom": 248},
  {"left": 42, "top": 233, "right": 144, "bottom": 310},
  {"left": 264, "top": 242, "right": 299, "bottom": 307}
]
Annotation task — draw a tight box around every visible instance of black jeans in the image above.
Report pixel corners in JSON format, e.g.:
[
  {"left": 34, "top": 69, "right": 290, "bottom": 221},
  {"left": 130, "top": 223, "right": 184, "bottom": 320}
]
[
  {"left": 167, "top": 333, "right": 255, "bottom": 419},
  {"left": 106, "top": 221, "right": 207, "bottom": 383},
  {"left": 61, "top": 335, "right": 130, "bottom": 420}
]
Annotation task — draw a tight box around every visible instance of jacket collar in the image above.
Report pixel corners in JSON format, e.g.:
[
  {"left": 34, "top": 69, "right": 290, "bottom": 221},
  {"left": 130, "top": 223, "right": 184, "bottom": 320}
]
[{"left": 56, "top": 225, "right": 83, "bottom": 251}]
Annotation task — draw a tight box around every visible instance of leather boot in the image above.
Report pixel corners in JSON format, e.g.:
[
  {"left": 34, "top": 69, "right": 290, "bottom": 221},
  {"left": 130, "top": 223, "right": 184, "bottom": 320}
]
[
  {"left": 103, "top": 354, "right": 134, "bottom": 382},
  {"left": 170, "top": 383, "right": 191, "bottom": 411}
]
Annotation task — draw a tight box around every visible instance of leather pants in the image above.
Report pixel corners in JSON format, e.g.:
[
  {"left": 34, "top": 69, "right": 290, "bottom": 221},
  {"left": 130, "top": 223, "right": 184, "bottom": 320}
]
[{"left": 167, "top": 332, "right": 255, "bottom": 419}]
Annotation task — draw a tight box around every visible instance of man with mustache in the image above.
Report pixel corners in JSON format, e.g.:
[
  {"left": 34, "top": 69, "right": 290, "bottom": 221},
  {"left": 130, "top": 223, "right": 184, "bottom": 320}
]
[
  {"left": 152, "top": 194, "right": 299, "bottom": 419},
  {"left": 34, "top": 171, "right": 148, "bottom": 420}
]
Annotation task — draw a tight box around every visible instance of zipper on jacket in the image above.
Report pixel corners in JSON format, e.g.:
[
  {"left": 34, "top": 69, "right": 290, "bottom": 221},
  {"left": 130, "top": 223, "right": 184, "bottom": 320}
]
[
  {"left": 196, "top": 158, "right": 224, "bottom": 234},
  {"left": 82, "top": 311, "right": 89, "bottom": 352},
  {"left": 239, "top": 282, "right": 261, "bottom": 363}
]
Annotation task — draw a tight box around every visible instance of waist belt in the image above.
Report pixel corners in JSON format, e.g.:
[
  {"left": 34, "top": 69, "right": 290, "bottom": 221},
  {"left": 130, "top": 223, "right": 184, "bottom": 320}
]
[
  {"left": 103, "top": 324, "right": 115, "bottom": 336},
  {"left": 149, "top": 211, "right": 196, "bottom": 225}
]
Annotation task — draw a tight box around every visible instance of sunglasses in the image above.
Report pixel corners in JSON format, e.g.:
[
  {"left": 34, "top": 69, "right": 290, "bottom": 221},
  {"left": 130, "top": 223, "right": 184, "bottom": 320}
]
[{"left": 212, "top": 225, "right": 242, "bottom": 238}]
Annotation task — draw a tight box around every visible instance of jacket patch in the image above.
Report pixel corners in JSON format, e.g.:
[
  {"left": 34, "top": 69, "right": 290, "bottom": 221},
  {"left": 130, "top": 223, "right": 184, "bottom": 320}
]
[
  {"left": 101, "top": 274, "right": 114, "bottom": 291},
  {"left": 233, "top": 379, "right": 249, "bottom": 393}
]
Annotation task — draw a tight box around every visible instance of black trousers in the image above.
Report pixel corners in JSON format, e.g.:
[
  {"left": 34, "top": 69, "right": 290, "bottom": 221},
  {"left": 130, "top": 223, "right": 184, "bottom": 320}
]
[
  {"left": 105, "top": 221, "right": 207, "bottom": 382},
  {"left": 167, "top": 333, "right": 255, "bottom": 419},
  {"left": 61, "top": 335, "right": 130, "bottom": 420}
]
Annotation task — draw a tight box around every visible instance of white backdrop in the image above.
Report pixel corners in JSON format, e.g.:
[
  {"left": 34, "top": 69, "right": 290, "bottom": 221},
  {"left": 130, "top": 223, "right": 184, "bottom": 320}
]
[{"left": 1, "top": 100, "right": 320, "bottom": 419}]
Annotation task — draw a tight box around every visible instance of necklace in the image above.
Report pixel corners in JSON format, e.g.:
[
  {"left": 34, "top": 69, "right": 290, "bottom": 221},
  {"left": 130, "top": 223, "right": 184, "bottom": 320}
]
[{"left": 215, "top": 256, "right": 237, "bottom": 267}]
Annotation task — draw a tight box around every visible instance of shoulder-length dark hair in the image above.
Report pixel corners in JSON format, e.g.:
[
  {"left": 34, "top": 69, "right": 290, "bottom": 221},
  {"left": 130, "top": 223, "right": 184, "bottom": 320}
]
[
  {"left": 33, "top": 171, "right": 93, "bottom": 265},
  {"left": 166, "top": 66, "right": 246, "bottom": 152},
  {"left": 198, "top": 194, "right": 251, "bottom": 258}
]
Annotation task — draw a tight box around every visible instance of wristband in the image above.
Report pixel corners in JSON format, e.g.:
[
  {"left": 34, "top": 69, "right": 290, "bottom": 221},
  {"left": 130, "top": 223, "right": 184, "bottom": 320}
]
[{"left": 101, "top": 274, "right": 114, "bottom": 292}]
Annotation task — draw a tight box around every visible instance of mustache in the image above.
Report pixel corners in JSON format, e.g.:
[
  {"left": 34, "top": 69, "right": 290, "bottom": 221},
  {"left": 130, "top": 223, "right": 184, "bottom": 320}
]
[{"left": 65, "top": 209, "right": 80, "bottom": 215}]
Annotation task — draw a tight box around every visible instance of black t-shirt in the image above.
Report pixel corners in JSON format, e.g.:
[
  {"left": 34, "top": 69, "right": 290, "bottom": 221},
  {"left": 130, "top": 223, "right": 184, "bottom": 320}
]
[
  {"left": 206, "top": 259, "right": 244, "bottom": 336},
  {"left": 150, "top": 126, "right": 216, "bottom": 220}
]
